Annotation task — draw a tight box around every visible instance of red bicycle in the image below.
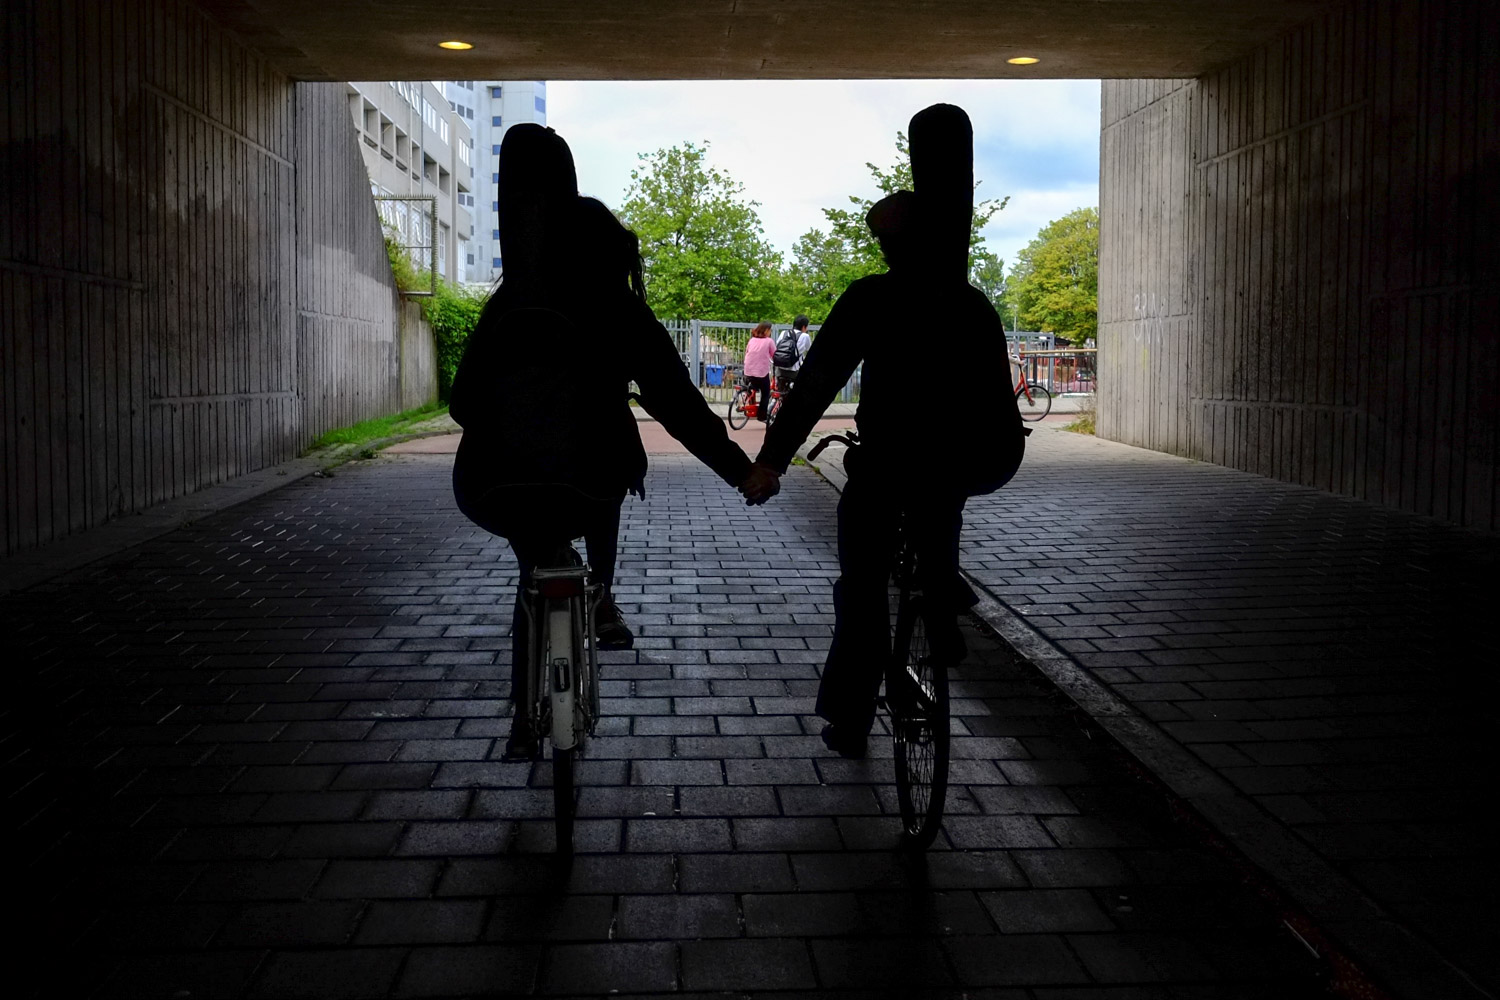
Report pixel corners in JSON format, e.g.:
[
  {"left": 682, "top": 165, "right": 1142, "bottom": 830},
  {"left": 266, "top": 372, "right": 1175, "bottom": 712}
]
[
  {"left": 1013, "top": 368, "right": 1052, "bottom": 421},
  {"left": 727, "top": 373, "right": 786, "bottom": 429}
]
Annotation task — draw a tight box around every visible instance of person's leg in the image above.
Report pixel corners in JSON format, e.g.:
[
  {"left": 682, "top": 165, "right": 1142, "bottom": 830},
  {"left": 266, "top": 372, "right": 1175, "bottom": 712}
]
[
  {"left": 752, "top": 375, "right": 770, "bottom": 421},
  {"left": 504, "top": 546, "right": 540, "bottom": 758},
  {"left": 584, "top": 496, "right": 633, "bottom": 649},
  {"left": 816, "top": 475, "right": 899, "bottom": 753}
]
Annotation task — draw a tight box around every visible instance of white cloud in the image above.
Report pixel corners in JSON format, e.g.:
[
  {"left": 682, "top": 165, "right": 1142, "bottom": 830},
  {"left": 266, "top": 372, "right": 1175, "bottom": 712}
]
[{"left": 548, "top": 79, "right": 1100, "bottom": 274}]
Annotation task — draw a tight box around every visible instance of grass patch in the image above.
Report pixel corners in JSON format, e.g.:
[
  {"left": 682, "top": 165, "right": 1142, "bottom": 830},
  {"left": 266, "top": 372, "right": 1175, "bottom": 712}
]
[
  {"left": 308, "top": 402, "right": 449, "bottom": 452},
  {"left": 1063, "top": 411, "right": 1096, "bottom": 435},
  {"left": 791, "top": 456, "right": 807, "bottom": 466}
]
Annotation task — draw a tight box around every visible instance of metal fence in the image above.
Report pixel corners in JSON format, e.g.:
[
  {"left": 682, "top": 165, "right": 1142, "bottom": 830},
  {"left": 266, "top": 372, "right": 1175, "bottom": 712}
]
[
  {"left": 661, "top": 319, "right": 859, "bottom": 406},
  {"left": 373, "top": 195, "right": 437, "bottom": 297}
]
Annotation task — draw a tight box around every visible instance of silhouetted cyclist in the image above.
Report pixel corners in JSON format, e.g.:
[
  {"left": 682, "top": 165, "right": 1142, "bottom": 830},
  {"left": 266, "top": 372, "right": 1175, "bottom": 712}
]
[
  {"left": 450, "top": 125, "right": 778, "bottom": 760},
  {"left": 750, "top": 104, "right": 1027, "bottom": 759}
]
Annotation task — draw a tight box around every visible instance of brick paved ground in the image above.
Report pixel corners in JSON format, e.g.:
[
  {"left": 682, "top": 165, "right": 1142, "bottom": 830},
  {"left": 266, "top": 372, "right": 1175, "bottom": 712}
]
[
  {"left": 4, "top": 452, "right": 1324, "bottom": 998},
  {"left": 957, "top": 427, "right": 1499, "bottom": 997}
]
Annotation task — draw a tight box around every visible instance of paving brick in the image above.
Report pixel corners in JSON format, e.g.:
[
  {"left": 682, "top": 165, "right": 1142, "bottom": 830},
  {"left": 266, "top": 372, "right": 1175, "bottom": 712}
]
[
  {"left": 539, "top": 942, "right": 677, "bottom": 994},
  {"left": 681, "top": 938, "right": 816, "bottom": 991},
  {"left": 313, "top": 859, "right": 443, "bottom": 898},
  {"left": 617, "top": 892, "right": 740, "bottom": 939},
  {"left": 355, "top": 899, "right": 488, "bottom": 944},
  {"left": 484, "top": 893, "right": 615, "bottom": 941},
  {"left": 247, "top": 947, "right": 406, "bottom": 998},
  {"left": 393, "top": 945, "right": 538, "bottom": 998},
  {"left": 626, "top": 817, "right": 732, "bottom": 852},
  {"left": 679, "top": 853, "right": 795, "bottom": 892},
  {"left": 944, "top": 934, "right": 1092, "bottom": 986}
]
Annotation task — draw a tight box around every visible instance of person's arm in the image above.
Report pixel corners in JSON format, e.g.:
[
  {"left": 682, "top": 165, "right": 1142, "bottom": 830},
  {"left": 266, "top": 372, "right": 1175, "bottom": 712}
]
[
  {"left": 755, "top": 286, "right": 869, "bottom": 473},
  {"left": 628, "top": 306, "right": 753, "bottom": 487}
]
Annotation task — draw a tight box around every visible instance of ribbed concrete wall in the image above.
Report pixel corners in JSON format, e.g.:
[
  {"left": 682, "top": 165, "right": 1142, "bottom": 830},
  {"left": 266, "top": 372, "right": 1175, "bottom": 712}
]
[
  {"left": 1099, "top": 0, "right": 1499, "bottom": 530},
  {"left": 0, "top": 0, "right": 435, "bottom": 557}
]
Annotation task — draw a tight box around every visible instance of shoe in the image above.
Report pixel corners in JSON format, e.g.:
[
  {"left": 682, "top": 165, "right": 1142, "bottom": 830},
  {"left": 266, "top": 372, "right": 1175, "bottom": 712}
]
[
  {"left": 594, "top": 597, "right": 634, "bottom": 650},
  {"left": 501, "top": 725, "right": 540, "bottom": 761},
  {"left": 820, "top": 723, "right": 868, "bottom": 760}
]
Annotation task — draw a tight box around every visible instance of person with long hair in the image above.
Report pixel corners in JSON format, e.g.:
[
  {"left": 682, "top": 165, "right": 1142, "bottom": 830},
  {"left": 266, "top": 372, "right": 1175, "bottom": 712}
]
[
  {"left": 450, "top": 125, "right": 780, "bottom": 759},
  {"left": 741, "top": 322, "right": 776, "bottom": 423}
]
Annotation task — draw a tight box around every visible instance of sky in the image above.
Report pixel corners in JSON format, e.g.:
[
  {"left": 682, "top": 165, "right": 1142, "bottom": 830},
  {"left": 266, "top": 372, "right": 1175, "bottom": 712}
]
[{"left": 548, "top": 79, "right": 1101, "bottom": 275}]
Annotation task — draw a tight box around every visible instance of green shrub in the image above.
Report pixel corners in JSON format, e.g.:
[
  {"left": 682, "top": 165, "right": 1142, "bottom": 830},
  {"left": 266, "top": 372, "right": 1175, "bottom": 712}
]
[
  {"left": 424, "top": 282, "right": 486, "bottom": 401},
  {"left": 383, "top": 226, "right": 486, "bottom": 401}
]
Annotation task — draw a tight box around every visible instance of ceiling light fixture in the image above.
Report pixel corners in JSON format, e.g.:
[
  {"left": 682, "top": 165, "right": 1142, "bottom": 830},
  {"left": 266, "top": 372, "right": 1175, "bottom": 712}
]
[
  {"left": 1007, "top": 56, "right": 1040, "bottom": 65},
  {"left": 439, "top": 40, "right": 474, "bottom": 50}
]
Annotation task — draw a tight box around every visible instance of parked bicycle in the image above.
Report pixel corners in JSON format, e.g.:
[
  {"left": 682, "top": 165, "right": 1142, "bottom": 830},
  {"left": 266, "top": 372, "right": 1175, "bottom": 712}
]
[
  {"left": 806, "top": 431, "right": 950, "bottom": 849},
  {"left": 517, "top": 544, "right": 602, "bottom": 854}
]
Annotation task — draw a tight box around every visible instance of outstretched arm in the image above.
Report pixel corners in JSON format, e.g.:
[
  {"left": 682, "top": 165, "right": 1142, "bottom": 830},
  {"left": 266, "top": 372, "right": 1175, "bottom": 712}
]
[
  {"left": 628, "top": 307, "right": 754, "bottom": 488},
  {"left": 755, "top": 289, "right": 867, "bottom": 473}
]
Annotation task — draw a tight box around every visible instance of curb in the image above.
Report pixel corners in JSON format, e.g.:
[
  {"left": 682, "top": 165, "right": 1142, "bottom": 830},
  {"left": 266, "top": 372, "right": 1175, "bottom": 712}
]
[{"left": 798, "top": 436, "right": 1485, "bottom": 1000}]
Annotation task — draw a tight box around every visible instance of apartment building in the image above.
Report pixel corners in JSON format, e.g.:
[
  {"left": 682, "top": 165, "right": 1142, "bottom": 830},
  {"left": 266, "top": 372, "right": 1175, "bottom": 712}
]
[
  {"left": 442, "top": 80, "right": 548, "bottom": 284},
  {"left": 346, "top": 81, "right": 474, "bottom": 283}
]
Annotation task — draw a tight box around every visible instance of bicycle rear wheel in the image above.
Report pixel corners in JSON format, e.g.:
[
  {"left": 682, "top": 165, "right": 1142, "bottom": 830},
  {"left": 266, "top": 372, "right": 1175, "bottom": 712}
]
[
  {"left": 552, "top": 745, "right": 575, "bottom": 853},
  {"left": 727, "top": 388, "right": 749, "bottom": 429},
  {"left": 888, "top": 589, "right": 950, "bottom": 850},
  {"left": 1016, "top": 382, "right": 1052, "bottom": 421}
]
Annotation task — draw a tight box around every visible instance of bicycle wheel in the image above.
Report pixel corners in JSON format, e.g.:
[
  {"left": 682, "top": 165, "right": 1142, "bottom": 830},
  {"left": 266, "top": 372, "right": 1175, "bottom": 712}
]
[
  {"left": 727, "top": 388, "right": 749, "bottom": 429},
  {"left": 1016, "top": 382, "right": 1052, "bottom": 421},
  {"left": 766, "top": 394, "right": 782, "bottom": 425},
  {"left": 552, "top": 745, "right": 575, "bottom": 854},
  {"left": 888, "top": 588, "right": 949, "bottom": 850}
]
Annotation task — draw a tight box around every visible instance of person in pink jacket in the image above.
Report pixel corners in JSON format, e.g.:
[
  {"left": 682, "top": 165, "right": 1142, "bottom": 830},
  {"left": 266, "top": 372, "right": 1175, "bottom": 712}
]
[{"left": 741, "top": 322, "right": 776, "bottom": 423}]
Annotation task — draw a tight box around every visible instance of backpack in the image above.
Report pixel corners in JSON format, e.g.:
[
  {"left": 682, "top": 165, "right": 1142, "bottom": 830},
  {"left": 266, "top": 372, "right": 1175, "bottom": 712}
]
[{"left": 771, "top": 329, "right": 801, "bottom": 368}]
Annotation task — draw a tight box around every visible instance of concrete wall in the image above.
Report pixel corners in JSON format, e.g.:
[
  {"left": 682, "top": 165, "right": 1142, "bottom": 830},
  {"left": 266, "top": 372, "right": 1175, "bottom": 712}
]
[
  {"left": 1099, "top": 0, "right": 1499, "bottom": 530},
  {"left": 0, "top": 0, "right": 435, "bottom": 557}
]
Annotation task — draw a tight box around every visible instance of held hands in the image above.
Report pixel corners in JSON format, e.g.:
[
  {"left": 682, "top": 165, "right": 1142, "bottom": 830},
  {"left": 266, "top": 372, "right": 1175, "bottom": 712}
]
[{"left": 739, "top": 463, "right": 781, "bottom": 506}]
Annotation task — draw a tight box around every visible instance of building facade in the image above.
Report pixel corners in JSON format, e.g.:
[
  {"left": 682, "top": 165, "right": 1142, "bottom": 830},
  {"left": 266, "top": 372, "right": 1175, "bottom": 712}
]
[
  {"left": 346, "top": 81, "right": 474, "bottom": 283},
  {"left": 442, "top": 80, "right": 548, "bottom": 284}
]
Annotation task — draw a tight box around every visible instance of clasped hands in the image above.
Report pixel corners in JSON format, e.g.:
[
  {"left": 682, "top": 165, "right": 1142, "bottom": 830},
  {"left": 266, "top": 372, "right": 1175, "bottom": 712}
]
[{"left": 739, "top": 462, "right": 781, "bottom": 506}]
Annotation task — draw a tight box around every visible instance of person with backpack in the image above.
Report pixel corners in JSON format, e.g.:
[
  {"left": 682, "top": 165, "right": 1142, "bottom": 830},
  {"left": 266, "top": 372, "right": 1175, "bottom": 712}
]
[
  {"left": 449, "top": 125, "right": 779, "bottom": 760},
  {"left": 745, "top": 104, "right": 1027, "bottom": 759},
  {"left": 772, "top": 315, "right": 813, "bottom": 390}
]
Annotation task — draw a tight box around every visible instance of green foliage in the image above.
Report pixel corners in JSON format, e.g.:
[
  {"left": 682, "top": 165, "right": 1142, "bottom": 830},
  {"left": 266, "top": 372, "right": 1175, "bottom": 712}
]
[
  {"left": 618, "top": 142, "right": 786, "bottom": 321},
  {"left": 968, "top": 250, "right": 1008, "bottom": 319},
  {"left": 308, "top": 401, "right": 449, "bottom": 451},
  {"left": 423, "top": 281, "right": 486, "bottom": 401},
  {"left": 382, "top": 225, "right": 485, "bottom": 401},
  {"left": 786, "top": 132, "right": 1009, "bottom": 321},
  {"left": 1004, "top": 207, "right": 1099, "bottom": 344}
]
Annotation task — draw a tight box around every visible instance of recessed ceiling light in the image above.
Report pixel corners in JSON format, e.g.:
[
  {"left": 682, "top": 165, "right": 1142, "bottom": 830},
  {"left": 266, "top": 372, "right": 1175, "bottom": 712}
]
[
  {"left": 1007, "top": 56, "right": 1040, "bottom": 65},
  {"left": 439, "top": 40, "right": 473, "bottom": 50}
]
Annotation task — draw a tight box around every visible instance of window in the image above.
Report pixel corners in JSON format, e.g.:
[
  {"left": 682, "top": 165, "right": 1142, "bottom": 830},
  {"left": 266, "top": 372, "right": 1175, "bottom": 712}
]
[
  {"left": 492, "top": 229, "right": 499, "bottom": 240},
  {"left": 467, "top": 253, "right": 474, "bottom": 265},
  {"left": 534, "top": 95, "right": 545, "bottom": 113},
  {"left": 492, "top": 201, "right": 498, "bottom": 211},
  {"left": 465, "top": 107, "right": 473, "bottom": 119},
  {"left": 439, "top": 119, "right": 449, "bottom": 144},
  {"left": 491, "top": 115, "right": 502, "bottom": 127},
  {"left": 490, "top": 86, "right": 502, "bottom": 98},
  {"left": 493, "top": 257, "right": 502, "bottom": 268},
  {"left": 492, "top": 144, "right": 500, "bottom": 155},
  {"left": 491, "top": 172, "right": 499, "bottom": 183},
  {"left": 458, "top": 142, "right": 470, "bottom": 166}
]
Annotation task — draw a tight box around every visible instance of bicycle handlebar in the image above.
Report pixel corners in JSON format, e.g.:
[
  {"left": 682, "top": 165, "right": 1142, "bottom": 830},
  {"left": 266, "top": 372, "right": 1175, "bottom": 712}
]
[{"left": 806, "top": 431, "right": 860, "bottom": 462}]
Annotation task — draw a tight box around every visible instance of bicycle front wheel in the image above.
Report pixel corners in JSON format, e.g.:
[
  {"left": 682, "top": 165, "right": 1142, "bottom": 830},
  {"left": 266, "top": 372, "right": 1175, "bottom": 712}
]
[
  {"left": 552, "top": 745, "right": 575, "bottom": 854},
  {"left": 1016, "top": 382, "right": 1052, "bottom": 421},
  {"left": 727, "top": 388, "right": 749, "bottom": 429},
  {"left": 888, "top": 591, "right": 950, "bottom": 850}
]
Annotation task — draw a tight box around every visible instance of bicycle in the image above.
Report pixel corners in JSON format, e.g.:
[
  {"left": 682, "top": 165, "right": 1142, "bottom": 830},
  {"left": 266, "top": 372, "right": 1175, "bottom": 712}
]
[
  {"left": 806, "top": 431, "right": 950, "bottom": 850},
  {"left": 518, "top": 544, "right": 602, "bottom": 853},
  {"left": 727, "top": 373, "right": 784, "bottom": 429},
  {"left": 1013, "top": 371, "right": 1052, "bottom": 421}
]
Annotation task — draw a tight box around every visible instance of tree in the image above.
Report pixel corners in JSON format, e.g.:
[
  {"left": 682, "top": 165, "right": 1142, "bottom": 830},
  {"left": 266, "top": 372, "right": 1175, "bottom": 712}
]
[
  {"left": 617, "top": 142, "right": 785, "bottom": 321},
  {"left": 968, "top": 250, "right": 1007, "bottom": 319},
  {"left": 1004, "top": 207, "right": 1099, "bottom": 344},
  {"left": 790, "top": 132, "right": 1009, "bottom": 321}
]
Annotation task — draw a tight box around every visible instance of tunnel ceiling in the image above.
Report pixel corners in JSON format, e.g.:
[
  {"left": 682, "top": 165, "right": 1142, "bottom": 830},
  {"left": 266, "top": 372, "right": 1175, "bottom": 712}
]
[{"left": 195, "top": 0, "right": 1344, "bottom": 81}]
